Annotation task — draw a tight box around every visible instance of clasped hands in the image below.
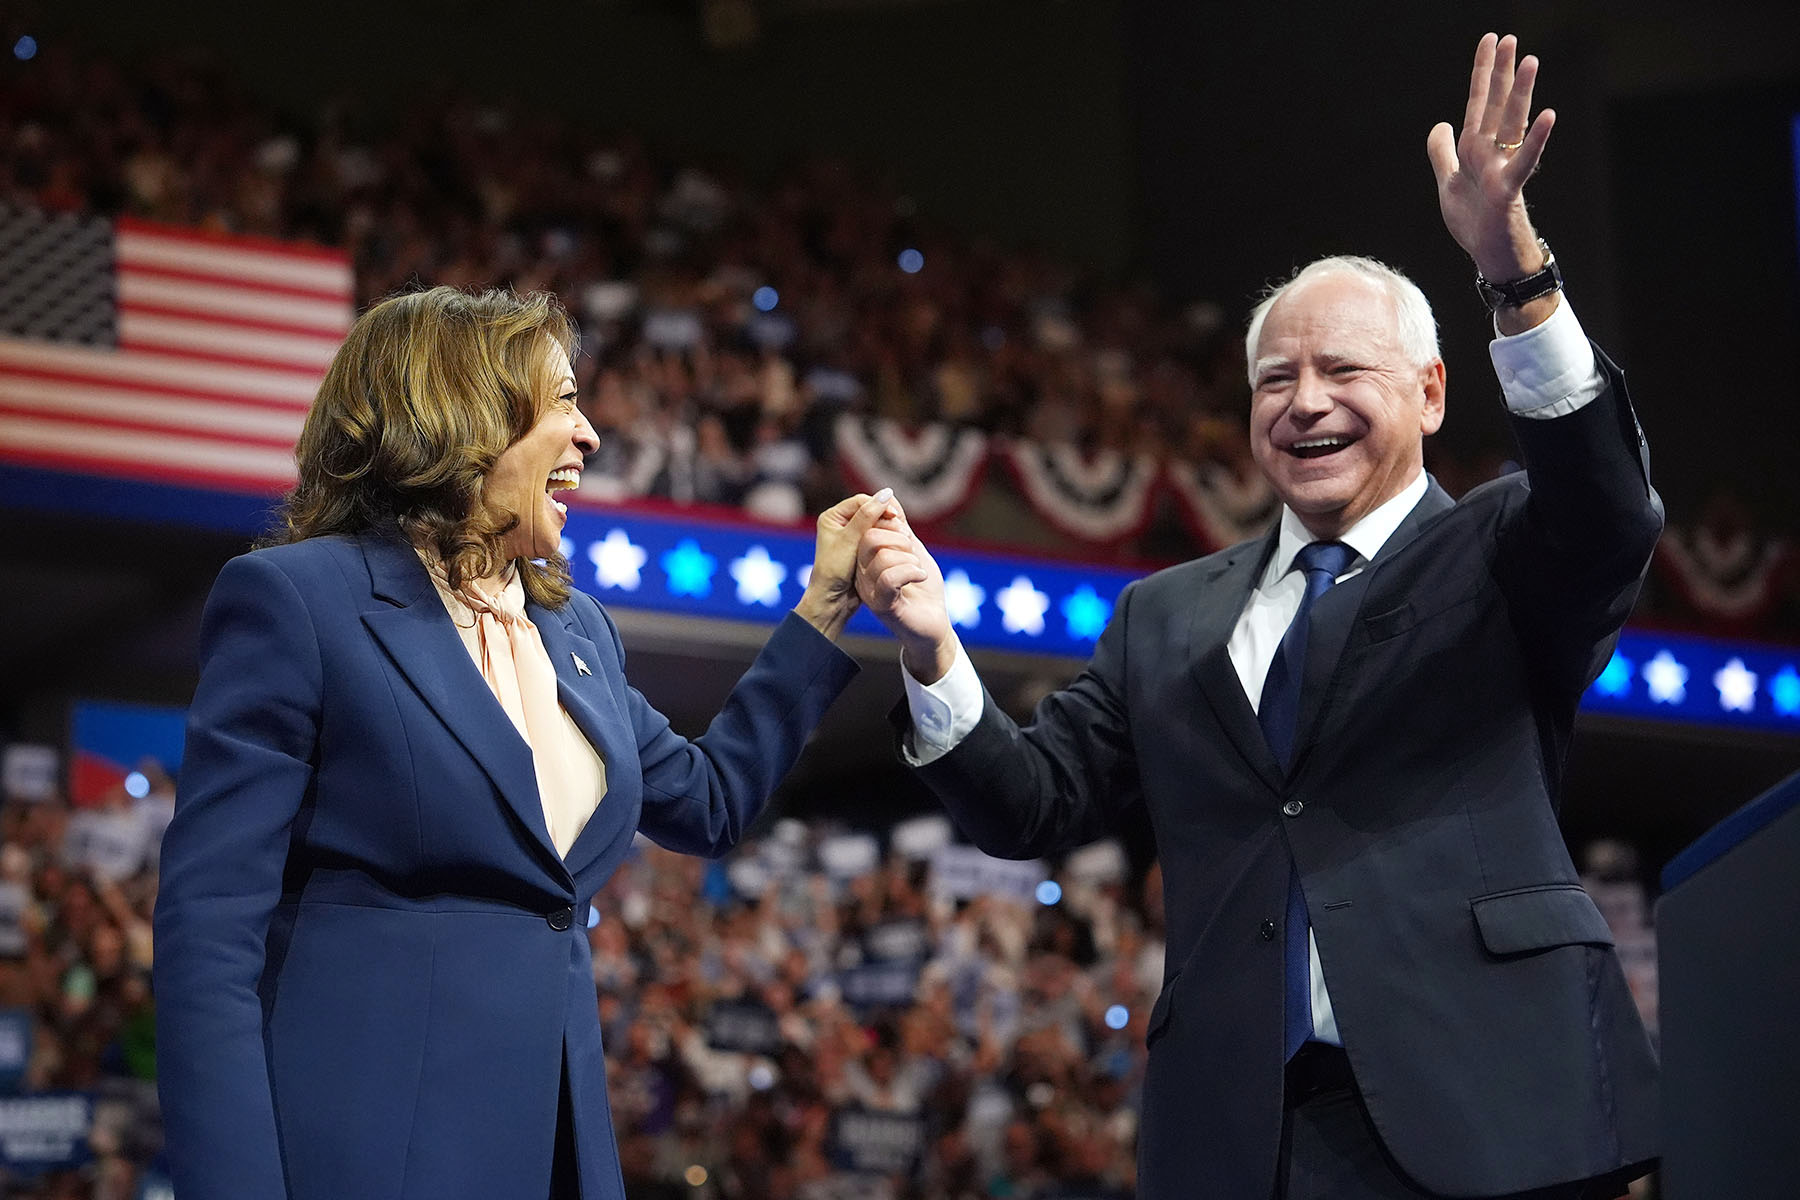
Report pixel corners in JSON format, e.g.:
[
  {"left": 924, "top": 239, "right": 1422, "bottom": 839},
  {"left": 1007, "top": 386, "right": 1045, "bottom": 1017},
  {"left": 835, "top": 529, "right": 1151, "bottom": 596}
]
[
  {"left": 853, "top": 497, "right": 960, "bottom": 685},
  {"left": 793, "top": 488, "right": 953, "bottom": 678}
]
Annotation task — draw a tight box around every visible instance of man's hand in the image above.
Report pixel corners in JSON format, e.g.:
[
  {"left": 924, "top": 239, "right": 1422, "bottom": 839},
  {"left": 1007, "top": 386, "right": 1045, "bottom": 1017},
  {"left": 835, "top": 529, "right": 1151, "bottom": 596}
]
[
  {"left": 854, "top": 498, "right": 957, "bottom": 683},
  {"left": 1427, "top": 33, "right": 1559, "bottom": 332},
  {"left": 793, "top": 489, "right": 895, "bottom": 640}
]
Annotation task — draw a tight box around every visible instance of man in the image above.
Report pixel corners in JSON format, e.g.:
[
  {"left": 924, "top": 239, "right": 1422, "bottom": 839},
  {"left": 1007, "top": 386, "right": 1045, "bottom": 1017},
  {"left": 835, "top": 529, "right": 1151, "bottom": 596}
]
[{"left": 855, "top": 35, "right": 1660, "bottom": 1200}]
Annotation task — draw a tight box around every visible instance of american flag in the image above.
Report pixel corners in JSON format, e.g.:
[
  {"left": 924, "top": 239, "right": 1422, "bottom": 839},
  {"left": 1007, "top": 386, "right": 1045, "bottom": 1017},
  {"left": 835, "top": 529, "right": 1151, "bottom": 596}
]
[{"left": 0, "top": 204, "right": 351, "bottom": 494}]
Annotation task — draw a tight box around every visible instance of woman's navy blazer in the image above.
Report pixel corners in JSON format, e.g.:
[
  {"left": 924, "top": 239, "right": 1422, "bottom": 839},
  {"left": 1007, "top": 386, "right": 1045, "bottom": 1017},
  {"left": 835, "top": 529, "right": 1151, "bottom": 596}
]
[{"left": 153, "top": 530, "right": 858, "bottom": 1200}]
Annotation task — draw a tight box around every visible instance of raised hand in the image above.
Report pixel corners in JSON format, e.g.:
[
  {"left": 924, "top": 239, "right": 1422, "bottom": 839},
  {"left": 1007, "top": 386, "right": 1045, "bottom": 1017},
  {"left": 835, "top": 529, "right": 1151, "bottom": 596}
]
[
  {"left": 793, "top": 489, "right": 895, "bottom": 640},
  {"left": 854, "top": 498, "right": 957, "bottom": 683},
  {"left": 1426, "top": 33, "right": 1557, "bottom": 314}
]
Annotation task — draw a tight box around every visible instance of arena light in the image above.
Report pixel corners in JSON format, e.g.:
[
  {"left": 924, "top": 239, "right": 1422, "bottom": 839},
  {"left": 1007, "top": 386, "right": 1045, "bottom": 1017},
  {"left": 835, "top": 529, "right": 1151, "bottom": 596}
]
[{"left": 12, "top": 36, "right": 36, "bottom": 61}]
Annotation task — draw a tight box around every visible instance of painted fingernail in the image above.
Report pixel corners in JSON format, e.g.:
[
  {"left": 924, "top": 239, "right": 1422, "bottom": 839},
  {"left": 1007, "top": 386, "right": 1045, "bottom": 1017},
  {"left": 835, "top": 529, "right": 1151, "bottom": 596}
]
[{"left": 873, "top": 487, "right": 894, "bottom": 503}]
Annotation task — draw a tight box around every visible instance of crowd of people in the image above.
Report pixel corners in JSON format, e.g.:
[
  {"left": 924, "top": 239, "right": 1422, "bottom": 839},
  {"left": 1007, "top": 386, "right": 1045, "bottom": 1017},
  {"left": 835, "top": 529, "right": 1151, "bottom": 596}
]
[
  {"left": 7, "top": 41, "right": 1798, "bottom": 630},
  {"left": 0, "top": 758, "right": 1660, "bottom": 1199}
]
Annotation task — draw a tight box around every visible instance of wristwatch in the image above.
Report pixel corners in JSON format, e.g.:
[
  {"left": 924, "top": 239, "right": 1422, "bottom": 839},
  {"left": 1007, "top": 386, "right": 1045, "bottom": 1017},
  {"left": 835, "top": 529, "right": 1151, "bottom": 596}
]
[{"left": 1475, "top": 238, "right": 1562, "bottom": 312}]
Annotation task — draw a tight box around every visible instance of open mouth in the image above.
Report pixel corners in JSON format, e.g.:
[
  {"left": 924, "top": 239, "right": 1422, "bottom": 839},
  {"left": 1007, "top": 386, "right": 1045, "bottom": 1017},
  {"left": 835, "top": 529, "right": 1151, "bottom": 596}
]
[
  {"left": 1287, "top": 436, "right": 1357, "bottom": 460},
  {"left": 546, "top": 466, "right": 581, "bottom": 516}
]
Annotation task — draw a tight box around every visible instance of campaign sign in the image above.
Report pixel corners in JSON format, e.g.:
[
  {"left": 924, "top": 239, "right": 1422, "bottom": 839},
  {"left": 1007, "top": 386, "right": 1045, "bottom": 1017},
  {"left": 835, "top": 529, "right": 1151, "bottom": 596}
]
[
  {"left": 862, "top": 919, "right": 928, "bottom": 963},
  {"left": 837, "top": 958, "right": 921, "bottom": 1012},
  {"left": 1, "top": 744, "right": 57, "bottom": 803},
  {"left": 704, "top": 1000, "right": 783, "bottom": 1057},
  {"left": 63, "top": 808, "right": 151, "bottom": 884},
  {"left": 929, "top": 844, "right": 1047, "bottom": 902},
  {"left": 0, "top": 1009, "right": 31, "bottom": 1093},
  {"left": 829, "top": 1105, "right": 926, "bottom": 1177},
  {"left": 0, "top": 1092, "right": 93, "bottom": 1173}
]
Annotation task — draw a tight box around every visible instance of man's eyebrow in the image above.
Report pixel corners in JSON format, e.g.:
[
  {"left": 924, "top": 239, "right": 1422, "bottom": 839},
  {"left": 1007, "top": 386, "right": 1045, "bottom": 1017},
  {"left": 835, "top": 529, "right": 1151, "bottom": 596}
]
[{"left": 1252, "top": 356, "right": 1292, "bottom": 377}]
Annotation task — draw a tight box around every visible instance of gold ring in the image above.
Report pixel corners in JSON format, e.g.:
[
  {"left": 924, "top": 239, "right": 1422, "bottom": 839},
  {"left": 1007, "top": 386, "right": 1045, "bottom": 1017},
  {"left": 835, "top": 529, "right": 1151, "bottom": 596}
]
[{"left": 1494, "top": 136, "right": 1525, "bottom": 151}]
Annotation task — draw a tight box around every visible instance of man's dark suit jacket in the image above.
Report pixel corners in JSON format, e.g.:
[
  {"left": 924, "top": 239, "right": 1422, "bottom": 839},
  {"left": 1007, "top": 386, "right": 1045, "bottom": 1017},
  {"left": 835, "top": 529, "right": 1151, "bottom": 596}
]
[{"left": 906, "top": 347, "right": 1662, "bottom": 1198}]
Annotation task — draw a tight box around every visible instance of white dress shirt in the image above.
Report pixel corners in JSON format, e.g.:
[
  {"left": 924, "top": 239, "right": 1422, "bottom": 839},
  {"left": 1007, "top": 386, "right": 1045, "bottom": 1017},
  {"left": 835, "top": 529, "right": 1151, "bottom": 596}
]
[{"left": 900, "top": 299, "right": 1605, "bottom": 1039}]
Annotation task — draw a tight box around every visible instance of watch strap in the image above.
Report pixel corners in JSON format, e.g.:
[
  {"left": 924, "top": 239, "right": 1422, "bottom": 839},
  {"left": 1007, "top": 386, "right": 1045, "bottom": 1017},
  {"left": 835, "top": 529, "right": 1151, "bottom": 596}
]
[{"left": 1476, "top": 238, "right": 1562, "bottom": 312}]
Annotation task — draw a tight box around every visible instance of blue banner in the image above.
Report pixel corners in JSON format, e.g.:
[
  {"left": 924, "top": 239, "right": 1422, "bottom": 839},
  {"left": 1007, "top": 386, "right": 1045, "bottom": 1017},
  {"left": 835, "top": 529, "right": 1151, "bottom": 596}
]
[
  {"left": 1581, "top": 630, "right": 1800, "bottom": 736},
  {"left": 6, "top": 465, "right": 1799, "bottom": 737},
  {"left": 558, "top": 504, "right": 1138, "bottom": 661},
  {"left": 0, "top": 1092, "right": 93, "bottom": 1174}
]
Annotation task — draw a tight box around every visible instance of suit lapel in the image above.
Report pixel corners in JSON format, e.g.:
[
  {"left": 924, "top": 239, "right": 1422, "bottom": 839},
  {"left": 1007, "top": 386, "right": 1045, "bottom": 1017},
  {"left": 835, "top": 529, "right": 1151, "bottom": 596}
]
[
  {"left": 529, "top": 603, "right": 641, "bottom": 880},
  {"left": 1186, "top": 530, "right": 1285, "bottom": 794},
  {"left": 356, "top": 535, "right": 564, "bottom": 873},
  {"left": 1288, "top": 480, "right": 1457, "bottom": 770}
]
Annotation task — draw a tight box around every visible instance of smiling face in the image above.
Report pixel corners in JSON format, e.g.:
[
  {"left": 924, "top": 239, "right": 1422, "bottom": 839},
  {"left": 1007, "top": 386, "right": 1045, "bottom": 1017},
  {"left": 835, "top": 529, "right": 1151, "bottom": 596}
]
[
  {"left": 486, "top": 340, "right": 597, "bottom": 563},
  {"left": 1248, "top": 271, "right": 1445, "bottom": 539}
]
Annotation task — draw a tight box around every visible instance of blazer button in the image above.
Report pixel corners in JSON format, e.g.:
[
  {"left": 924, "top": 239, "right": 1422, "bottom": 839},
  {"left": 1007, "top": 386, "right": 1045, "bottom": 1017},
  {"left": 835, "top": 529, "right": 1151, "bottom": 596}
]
[
  {"left": 1282, "top": 800, "right": 1304, "bottom": 817},
  {"left": 1260, "top": 919, "right": 1276, "bottom": 942},
  {"left": 547, "top": 906, "right": 574, "bottom": 931}
]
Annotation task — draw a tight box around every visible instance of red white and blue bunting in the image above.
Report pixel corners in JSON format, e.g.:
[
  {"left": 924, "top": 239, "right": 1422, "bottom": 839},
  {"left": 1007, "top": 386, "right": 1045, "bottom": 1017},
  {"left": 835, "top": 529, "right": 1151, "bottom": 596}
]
[
  {"left": 1163, "top": 459, "right": 1281, "bottom": 551},
  {"left": 581, "top": 414, "right": 1290, "bottom": 555},
  {"left": 998, "top": 441, "right": 1162, "bottom": 545},
  {"left": 834, "top": 416, "right": 989, "bottom": 523},
  {"left": 1655, "top": 526, "right": 1790, "bottom": 625}
]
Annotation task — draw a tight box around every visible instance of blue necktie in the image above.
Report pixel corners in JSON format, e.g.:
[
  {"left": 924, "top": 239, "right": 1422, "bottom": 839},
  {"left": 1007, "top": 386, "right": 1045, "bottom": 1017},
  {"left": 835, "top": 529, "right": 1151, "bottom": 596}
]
[{"left": 1258, "top": 540, "right": 1354, "bottom": 1060}]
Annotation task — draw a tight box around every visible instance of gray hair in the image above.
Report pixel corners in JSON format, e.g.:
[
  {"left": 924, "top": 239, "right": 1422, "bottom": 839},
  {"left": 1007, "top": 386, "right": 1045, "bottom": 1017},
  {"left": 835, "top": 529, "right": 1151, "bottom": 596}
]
[{"left": 1243, "top": 255, "right": 1440, "bottom": 384}]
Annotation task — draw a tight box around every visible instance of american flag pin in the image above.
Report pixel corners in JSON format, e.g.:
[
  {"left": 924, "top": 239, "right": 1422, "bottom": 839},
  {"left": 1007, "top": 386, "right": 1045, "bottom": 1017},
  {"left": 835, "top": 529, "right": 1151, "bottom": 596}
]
[{"left": 572, "top": 652, "right": 592, "bottom": 677}]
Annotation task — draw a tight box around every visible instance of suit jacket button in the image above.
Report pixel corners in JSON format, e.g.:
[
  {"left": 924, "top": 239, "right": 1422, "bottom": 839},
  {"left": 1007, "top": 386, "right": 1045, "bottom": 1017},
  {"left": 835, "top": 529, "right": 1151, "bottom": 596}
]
[
  {"left": 1282, "top": 800, "right": 1304, "bottom": 817},
  {"left": 1260, "top": 919, "right": 1276, "bottom": 941},
  {"left": 548, "top": 906, "right": 574, "bottom": 931}
]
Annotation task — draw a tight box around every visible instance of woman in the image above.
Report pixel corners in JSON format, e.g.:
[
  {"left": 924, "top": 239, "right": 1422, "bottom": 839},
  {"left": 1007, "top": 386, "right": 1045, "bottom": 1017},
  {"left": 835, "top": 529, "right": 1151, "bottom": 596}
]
[{"left": 153, "top": 286, "right": 887, "bottom": 1200}]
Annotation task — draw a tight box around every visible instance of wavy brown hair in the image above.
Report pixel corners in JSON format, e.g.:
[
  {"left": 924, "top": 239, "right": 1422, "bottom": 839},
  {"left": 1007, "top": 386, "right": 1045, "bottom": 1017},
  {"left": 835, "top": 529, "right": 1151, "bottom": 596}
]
[{"left": 271, "top": 285, "right": 578, "bottom": 608}]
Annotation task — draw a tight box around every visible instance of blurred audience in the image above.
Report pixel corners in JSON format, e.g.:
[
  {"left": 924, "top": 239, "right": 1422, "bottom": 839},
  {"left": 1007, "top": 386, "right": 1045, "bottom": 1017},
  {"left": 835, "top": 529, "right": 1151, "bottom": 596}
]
[
  {"left": 0, "top": 757, "right": 1661, "bottom": 1199},
  {"left": 4, "top": 42, "right": 1794, "bottom": 632}
]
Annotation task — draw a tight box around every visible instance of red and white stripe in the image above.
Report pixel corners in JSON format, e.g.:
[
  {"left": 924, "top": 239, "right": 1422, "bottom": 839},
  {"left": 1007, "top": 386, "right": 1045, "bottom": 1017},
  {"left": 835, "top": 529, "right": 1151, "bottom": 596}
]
[{"left": 0, "top": 217, "right": 351, "bottom": 494}]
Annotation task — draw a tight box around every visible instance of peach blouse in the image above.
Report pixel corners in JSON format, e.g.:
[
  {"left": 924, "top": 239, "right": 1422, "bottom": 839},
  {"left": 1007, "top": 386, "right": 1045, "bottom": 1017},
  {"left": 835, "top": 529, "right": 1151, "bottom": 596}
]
[{"left": 428, "top": 565, "right": 606, "bottom": 858}]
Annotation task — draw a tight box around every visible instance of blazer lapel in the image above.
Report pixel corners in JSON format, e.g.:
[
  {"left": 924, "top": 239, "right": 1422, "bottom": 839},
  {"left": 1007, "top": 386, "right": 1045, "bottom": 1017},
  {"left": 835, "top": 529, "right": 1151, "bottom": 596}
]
[
  {"left": 1289, "top": 480, "right": 1457, "bottom": 770},
  {"left": 356, "top": 535, "right": 563, "bottom": 872},
  {"left": 529, "top": 604, "right": 641, "bottom": 881},
  {"left": 1186, "top": 530, "right": 1284, "bottom": 795}
]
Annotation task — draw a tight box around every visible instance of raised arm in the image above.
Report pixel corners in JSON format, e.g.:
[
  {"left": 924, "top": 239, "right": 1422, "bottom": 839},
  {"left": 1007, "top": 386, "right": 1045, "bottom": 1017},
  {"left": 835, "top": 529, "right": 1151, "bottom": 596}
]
[{"left": 1426, "top": 32, "right": 1559, "bottom": 336}]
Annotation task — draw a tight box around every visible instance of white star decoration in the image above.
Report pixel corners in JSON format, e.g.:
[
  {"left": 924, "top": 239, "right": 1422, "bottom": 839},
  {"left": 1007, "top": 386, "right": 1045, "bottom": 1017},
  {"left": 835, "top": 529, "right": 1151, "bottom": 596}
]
[
  {"left": 1713, "top": 657, "right": 1758, "bottom": 713},
  {"left": 943, "top": 570, "right": 986, "bottom": 629},
  {"left": 588, "top": 529, "right": 647, "bottom": 590},
  {"left": 996, "top": 575, "right": 1049, "bottom": 636},
  {"left": 730, "top": 545, "right": 788, "bottom": 606},
  {"left": 1642, "top": 650, "right": 1689, "bottom": 705}
]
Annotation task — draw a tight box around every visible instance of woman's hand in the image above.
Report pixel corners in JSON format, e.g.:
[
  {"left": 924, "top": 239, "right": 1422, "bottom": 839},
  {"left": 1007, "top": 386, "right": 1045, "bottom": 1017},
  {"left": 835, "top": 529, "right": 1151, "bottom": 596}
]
[{"left": 793, "top": 489, "right": 896, "bottom": 640}]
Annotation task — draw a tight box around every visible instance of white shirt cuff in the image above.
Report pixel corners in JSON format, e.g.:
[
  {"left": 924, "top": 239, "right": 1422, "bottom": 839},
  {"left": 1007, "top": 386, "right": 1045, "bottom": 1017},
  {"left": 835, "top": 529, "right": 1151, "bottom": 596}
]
[
  {"left": 900, "top": 639, "right": 984, "bottom": 765},
  {"left": 1488, "top": 299, "right": 1603, "bottom": 419}
]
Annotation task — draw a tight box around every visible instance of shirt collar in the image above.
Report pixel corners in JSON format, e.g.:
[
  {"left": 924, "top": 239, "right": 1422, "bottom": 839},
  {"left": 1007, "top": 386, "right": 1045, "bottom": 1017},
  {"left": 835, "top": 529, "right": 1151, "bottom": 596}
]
[{"left": 1267, "top": 470, "right": 1429, "bottom": 585}]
